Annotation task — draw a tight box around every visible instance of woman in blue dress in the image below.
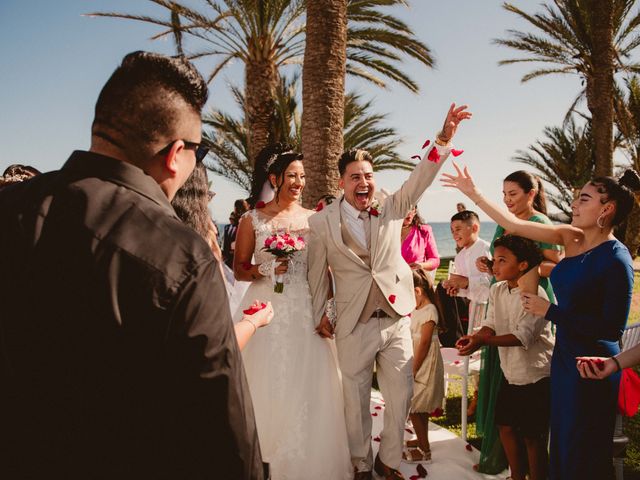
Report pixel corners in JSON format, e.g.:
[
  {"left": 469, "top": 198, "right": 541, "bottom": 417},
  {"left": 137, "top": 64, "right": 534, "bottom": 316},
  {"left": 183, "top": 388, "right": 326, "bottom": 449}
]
[{"left": 442, "top": 165, "right": 639, "bottom": 480}]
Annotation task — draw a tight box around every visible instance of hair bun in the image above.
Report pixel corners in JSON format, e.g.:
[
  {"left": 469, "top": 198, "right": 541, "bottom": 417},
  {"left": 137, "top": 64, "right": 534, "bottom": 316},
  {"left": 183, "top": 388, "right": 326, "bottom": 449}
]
[{"left": 619, "top": 169, "right": 640, "bottom": 192}]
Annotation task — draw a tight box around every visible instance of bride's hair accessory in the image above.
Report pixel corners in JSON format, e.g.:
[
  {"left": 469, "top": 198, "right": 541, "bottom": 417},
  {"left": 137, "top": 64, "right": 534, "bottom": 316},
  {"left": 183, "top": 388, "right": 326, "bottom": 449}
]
[{"left": 265, "top": 150, "right": 302, "bottom": 173}]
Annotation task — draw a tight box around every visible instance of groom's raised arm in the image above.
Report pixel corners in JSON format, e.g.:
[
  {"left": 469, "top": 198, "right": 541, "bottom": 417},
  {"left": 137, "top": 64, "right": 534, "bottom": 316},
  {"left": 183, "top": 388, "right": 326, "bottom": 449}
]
[
  {"left": 388, "top": 103, "right": 472, "bottom": 218},
  {"left": 307, "top": 213, "right": 331, "bottom": 330}
]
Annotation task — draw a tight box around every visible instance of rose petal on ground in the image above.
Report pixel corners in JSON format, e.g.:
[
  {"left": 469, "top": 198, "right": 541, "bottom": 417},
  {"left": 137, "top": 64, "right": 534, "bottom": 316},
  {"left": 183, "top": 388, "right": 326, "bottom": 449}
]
[
  {"left": 422, "top": 139, "right": 431, "bottom": 149},
  {"left": 465, "top": 443, "right": 473, "bottom": 452},
  {"left": 388, "top": 294, "right": 396, "bottom": 304},
  {"left": 451, "top": 148, "right": 464, "bottom": 157}
]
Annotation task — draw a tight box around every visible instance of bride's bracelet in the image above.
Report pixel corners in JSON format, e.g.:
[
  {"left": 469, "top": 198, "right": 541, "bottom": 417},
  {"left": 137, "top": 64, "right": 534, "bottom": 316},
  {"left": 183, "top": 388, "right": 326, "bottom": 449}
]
[
  {"left": 325, "top": 298, "right": 337, "bottom": 327},
  {"left": 243, "top": 317, "right": 258, "bottom": 334},
  {"left": 257, "top": 260, "right": 275, "bottom": 278}
]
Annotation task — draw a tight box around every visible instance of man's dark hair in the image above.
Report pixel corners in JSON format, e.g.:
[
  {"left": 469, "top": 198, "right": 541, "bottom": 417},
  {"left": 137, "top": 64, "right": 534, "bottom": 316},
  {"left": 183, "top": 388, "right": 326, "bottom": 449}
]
[
  {"left": 92, "top": 51, "right": 208, "bottom": 161},
  {"left": 493, "top": 234, "right": 543, "bottom": 272},
  {"left": 450, "top": 210, "right": 480, "bottom": 225},
  {"left": 338, "top": 149, "right": 373, "bottom": 176}
]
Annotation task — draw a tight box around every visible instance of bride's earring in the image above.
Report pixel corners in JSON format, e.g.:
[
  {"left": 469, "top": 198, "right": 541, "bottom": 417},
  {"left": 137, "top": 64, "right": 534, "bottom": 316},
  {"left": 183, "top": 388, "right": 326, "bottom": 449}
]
[{"left": 596, "top": 213, "right": 606, "bottom": 229}]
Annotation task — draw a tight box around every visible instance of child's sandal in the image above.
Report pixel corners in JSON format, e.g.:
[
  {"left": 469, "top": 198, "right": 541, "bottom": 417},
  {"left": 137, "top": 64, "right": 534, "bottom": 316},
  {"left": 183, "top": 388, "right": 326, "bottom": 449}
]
[{"left": 402, "top": 447, "right": 431, "bottom": 464}]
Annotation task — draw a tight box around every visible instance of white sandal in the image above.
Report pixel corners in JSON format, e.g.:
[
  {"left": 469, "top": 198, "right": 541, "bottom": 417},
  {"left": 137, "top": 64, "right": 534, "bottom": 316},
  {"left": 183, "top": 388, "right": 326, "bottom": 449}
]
[{"left": 402, "top": 447, "right": 431, "bottom": 464}]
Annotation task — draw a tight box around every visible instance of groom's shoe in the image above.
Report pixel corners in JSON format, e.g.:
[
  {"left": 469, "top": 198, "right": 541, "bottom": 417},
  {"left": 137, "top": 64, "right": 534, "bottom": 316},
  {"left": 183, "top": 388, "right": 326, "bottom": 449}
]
[
  {"left": 353, "top": 469, "right": 372, "bottom": 480},
  {"left": 373, "top": 454, "right": 405, "bottom": 480}
]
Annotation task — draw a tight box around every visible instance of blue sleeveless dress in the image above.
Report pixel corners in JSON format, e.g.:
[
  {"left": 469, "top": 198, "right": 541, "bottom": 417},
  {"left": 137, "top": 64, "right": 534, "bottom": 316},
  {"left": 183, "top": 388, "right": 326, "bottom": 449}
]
[{"left": 547, "top": 240, "right": 634, "bottom": 479}]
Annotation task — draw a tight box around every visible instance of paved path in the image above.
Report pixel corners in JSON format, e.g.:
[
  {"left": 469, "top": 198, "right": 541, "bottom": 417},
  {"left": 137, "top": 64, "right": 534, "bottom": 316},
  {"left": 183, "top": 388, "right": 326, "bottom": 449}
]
[{"left": 370, "top": 390, "right": 506, "bottom": 479}]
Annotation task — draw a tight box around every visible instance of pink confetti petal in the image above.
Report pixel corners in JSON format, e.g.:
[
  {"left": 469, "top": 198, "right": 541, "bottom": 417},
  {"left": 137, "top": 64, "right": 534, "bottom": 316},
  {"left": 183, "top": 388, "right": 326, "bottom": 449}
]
[
  {"left": 422, "top": 139, "right": 431, "bottom": 149},
  {"left": 427, "top": 146, "right": 440, "bottom": 163},
  {"left": 451, "top": 148, "right": 464, "bottom": 157}
]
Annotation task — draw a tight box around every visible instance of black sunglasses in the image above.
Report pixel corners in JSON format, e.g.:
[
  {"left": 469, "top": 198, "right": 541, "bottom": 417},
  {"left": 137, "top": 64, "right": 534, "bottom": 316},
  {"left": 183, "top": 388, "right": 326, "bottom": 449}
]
[{"left": 158, "top": 140, "right": 209, "bottom": 163}]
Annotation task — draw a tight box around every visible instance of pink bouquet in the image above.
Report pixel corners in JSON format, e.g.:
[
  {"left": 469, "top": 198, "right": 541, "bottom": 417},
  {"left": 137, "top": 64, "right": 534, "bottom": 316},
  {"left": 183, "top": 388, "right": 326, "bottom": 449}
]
[{"left": 262, "top": 233, "right": 305, "bottom": 293}]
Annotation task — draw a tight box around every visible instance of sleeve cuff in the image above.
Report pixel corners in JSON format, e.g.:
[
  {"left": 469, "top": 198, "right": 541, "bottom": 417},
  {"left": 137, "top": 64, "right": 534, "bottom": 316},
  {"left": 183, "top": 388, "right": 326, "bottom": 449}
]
[
  {"left": 512, "top": 330, "right": 530, "bottom": 350},
  {"left": 546, "top": 303, "right": 562, "bottom": 325}
]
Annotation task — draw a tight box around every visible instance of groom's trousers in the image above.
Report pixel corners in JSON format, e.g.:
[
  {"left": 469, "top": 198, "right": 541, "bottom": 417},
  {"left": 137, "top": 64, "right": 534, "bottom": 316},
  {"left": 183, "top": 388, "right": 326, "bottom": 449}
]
[{"left": 336, "top": 314, "right": 413, "bottom": 471}]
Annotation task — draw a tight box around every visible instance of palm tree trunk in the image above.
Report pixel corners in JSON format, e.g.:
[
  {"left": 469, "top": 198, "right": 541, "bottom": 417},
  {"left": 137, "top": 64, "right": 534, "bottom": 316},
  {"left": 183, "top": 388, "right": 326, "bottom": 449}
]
[
  {"left": 301, "top": 0, "right": 348, "bottom": 208},
  {"left": 245, "top": 58, "right": 278, "bottom": 166},
  {"left": 587, "top": 0, "right": 615, "bottom": 177}
]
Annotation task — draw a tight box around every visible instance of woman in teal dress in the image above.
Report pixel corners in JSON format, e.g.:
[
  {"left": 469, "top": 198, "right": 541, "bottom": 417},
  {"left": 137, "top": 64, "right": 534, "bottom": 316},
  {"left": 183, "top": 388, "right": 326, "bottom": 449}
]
[
  {"left": 442, "top": 166, "right": 639, "bottom": 480},
  {"left": 474, "top": 171, "right": 563, "bottom": 474}
]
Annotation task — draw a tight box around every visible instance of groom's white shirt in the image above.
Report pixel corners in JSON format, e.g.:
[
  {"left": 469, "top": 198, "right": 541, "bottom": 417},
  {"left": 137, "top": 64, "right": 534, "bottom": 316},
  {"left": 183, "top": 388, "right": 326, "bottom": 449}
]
[{"left": 341, "top": 198, "right": 368, "bottom": 249}]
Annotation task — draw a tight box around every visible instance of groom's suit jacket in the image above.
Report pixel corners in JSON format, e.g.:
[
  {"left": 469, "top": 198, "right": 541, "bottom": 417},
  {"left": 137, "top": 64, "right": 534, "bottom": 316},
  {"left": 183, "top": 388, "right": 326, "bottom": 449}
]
[{"left": 308, "top": 147, "right": 451, "bottom": 339}]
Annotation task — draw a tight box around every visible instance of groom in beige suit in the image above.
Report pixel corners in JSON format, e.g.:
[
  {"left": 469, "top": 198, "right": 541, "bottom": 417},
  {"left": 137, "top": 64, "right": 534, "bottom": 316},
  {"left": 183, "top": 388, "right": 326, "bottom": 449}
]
[{"left": 308, "top": 104, "right": 471, "bottom": 480}]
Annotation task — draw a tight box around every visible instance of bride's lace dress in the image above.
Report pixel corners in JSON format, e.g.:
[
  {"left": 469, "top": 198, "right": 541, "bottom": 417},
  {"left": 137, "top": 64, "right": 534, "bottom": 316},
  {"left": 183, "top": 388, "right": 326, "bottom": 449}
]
[{"left": 236, "top": 209, "right": 352, "bottom": 480}]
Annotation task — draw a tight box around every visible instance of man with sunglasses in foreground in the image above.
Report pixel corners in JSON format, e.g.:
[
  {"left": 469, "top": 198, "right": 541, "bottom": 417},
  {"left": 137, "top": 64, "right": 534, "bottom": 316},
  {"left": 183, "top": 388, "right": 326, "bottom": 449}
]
[{"left": 0, "top": 51, "right": 266, "bottom": 479}]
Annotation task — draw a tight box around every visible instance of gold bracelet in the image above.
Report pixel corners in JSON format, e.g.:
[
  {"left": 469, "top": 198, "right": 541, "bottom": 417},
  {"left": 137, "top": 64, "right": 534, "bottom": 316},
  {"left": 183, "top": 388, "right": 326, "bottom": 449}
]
[
  {"left": 435, "top": 134, "right": 450, "bottom": 146},
  {"left": 244, "top": 317, "right": 258, "bottom": 334}
]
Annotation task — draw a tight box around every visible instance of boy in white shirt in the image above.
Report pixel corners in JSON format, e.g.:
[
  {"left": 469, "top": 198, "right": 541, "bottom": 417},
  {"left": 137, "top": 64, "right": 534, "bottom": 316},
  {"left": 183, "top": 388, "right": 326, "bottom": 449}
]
[
  {"left": 456, "top": 234, "right": 554, "bottom": 480},
  {"left": 442, "top": 210, "right": 492, "bottom": 306}
]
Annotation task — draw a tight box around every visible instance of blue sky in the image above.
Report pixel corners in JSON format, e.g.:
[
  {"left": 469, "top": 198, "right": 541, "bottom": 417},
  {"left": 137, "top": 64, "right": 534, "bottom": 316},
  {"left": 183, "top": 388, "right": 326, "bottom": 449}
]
[{"left": 1, "top": 1, "right": 593, "bottom": 221}]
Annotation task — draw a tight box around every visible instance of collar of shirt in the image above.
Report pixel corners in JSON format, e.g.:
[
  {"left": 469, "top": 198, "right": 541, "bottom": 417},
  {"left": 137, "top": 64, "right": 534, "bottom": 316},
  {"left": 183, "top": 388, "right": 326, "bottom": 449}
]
[
  {"left": 62, "top": 151, "right": 176, "bottom": 218},
  {"left": 340, "top": 197, "right": 365, "bottom": 222}
]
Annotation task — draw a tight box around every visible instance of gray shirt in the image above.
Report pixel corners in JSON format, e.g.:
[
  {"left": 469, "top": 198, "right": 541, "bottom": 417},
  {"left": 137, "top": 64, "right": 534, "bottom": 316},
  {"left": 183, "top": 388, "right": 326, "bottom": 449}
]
[{"left": 482, "top": 281, "right": 555, "bottom": 385}]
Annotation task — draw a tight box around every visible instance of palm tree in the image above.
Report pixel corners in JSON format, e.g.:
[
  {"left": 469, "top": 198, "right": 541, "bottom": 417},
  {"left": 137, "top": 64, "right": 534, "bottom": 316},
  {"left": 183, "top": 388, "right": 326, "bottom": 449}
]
[
  {"left": 203, "top": 77, "right": 410, "bottom": 190},
  {"left": 343, "top": 92, "right": 415, "bottom": 171},
  {"left": 88, "top": 0, "right": 435, "bottom": 167},
  {"left": 495, "top": 0, "right": 640, "bottom": 177},
  {"left": 614, "top": 76, "right": 640, "bottom": 256},
  {"left": 346, "top": 0, "right": 434, "bottom": 93},
  {"left": 88, "top": 0, "right": 306, "bottom": 165},
  {"left": 513, "top": 118, "right": 595, "bottom": 220},
  {"left": 301, "top": 0, "right": 348, "bottom": 207},
  {"left": 202, "top": 74, "right": 301, "bottom": 192}
]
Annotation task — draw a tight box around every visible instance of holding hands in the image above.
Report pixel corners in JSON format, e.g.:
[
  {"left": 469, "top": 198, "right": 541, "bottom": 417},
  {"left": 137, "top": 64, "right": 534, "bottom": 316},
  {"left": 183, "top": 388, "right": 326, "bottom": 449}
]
[
  {"left": 576, "top": 356, "right": 618, "bottom": 380},
  {"left": 455, "top": 335, "right": 484, "bottom": 356},
  {"left": 442, "top": 273, "right": 468, "bottom": 296},
  {"left": 243, "top": 300, "right": 274, "bottom": 329}
]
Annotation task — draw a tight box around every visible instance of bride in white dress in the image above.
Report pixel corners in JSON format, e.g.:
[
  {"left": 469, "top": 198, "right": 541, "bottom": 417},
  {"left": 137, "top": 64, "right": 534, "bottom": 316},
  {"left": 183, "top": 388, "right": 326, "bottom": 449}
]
[{"left": 233, "top": 148, "right": 352, "bottom": 480}]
